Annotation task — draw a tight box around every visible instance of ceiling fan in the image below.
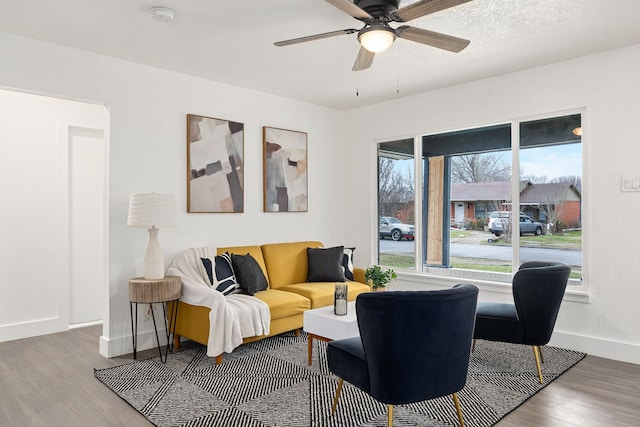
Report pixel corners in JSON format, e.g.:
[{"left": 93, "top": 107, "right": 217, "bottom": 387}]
[{"left": 274, "top": 0, "right": 473, "bottom": 71}]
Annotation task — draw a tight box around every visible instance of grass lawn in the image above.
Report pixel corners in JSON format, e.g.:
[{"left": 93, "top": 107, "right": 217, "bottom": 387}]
[
  {"left": 450, "top": 230, "right": 469, "bottom": 238},
  {"left": 452, "top": 259, "right": 582, "bottom": 279},
  {"left": 378, "top": 229, "right": 583, "bottom": 279},
  {"left": 379, "top": 253, "right": 582, "bottom": 279},
  {"left": 520, "top": 230, "right": 582, "bottom": 249},
  {"left": 379, "top": 253, "right": 415, "bottom": 269}
]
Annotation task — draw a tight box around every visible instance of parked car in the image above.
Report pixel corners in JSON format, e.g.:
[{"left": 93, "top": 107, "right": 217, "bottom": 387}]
[
  {"left": 379, "top": 217, "right": 415, "bottom": 241},
  {"left": 488, "top": 211, "right": 543, "bottom": 237}
]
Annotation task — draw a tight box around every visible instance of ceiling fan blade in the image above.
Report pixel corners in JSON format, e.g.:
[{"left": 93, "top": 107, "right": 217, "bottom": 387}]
[
  {"left": 274, "top": 28, "right": 358, "bottom": 47},
  {"left": 325, "top": 0, "right": 372, "bottom": 20},
  {"left": 397, "top": 25, "right": 470, "bottom": 52},
  {"left": 352, "top": 46, "right": 375, "bottom": 71},
  {"left": 394, "top": 0, "right": 473, "bottom": 22}
]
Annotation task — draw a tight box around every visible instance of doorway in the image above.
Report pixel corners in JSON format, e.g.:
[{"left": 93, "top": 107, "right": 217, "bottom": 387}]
[
  {"left": 69, "top": 126, "right": 106, "bottom": 325},
  {"left": 455, "top": 203, "right": 464, "bottom": 225},
  {"left": 0, "top": 89, "right": 108, "bottom": 341}
]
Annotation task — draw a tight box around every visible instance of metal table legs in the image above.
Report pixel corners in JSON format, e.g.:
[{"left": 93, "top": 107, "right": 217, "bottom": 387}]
[{"left": 130, "top": 299, "right": 179, "bottom": 363}]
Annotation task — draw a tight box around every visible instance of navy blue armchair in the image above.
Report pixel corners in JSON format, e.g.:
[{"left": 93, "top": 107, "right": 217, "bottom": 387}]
[
  {"left": 327, "top": 284, "right": 479, "bottom": 427},
  {"left": 473, "top": 261, "right": 571, "bottom": 383}
]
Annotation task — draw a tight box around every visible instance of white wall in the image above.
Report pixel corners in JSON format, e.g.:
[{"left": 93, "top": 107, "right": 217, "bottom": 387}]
[
  {"left": 344, "top": 43, "right": 640, "bottom": 364},
  {"left": 2, "top": 29, "right": 639, "bottom": 364},
  {"left": 0, "top": 89, "right": 106, "bottom": 341},
  {"left": 0, "top": 32, "right": 349, "bottom": 356}
]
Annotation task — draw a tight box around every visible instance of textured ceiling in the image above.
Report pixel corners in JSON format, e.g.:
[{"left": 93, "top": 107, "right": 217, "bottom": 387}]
[{"left": 1, "top": 0, "right": 640, "bottom": 109}]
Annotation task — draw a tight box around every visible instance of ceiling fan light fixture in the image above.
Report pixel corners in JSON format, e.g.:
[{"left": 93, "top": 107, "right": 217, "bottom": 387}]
[{"left": 358, "top": 26, "right": 396, "bottom": 53}]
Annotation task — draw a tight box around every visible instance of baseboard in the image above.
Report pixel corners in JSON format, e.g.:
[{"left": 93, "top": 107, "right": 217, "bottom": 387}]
[
  {"left": 69, "top": 320, "right": 102, "bottom": 329},
  {"left": 0, "top": 316, "right": 67, "bottom": 343},
  {"left": 550, "top": 331, "right": 640, "bottom": 365},
  {"left": 100, "top": 327, "right": 170, "bottom": 358}
]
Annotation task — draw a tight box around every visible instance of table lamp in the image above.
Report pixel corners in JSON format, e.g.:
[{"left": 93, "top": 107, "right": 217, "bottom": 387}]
[{"left": 127, "top": 193, "right": 177, "bottom": 279}]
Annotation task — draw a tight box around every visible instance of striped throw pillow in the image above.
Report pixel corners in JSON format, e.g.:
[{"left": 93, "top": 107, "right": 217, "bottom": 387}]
[{"left": 200, "top": 252, "right": 239, "bottom": 296}]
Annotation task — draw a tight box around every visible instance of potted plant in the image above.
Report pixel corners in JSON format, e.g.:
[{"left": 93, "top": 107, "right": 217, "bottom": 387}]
[{"left": 365, "top": 265, "right": 397, "bottom": 292}]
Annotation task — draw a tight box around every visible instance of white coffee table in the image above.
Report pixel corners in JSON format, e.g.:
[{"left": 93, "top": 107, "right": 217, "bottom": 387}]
[{"left": 303, "top": 302, "right": 359, "bottom": 365}]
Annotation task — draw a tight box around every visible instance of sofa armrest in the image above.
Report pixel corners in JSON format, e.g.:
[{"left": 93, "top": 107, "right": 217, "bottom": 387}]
[{"left": 353, "top": 267, "right": 368, "bottom": 286}]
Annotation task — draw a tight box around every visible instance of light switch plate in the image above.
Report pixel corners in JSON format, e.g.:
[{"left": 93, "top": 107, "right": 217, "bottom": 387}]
[{"left": 621, "top": 175, "right": 640, "bottom": 192}]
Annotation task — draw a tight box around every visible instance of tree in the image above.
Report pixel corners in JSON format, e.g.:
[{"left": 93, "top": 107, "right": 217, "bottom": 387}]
[
  {"left": 552, "top": 175, "right": 582, "bottom": 192},
  {"left": 537, "top": 186, "right": 568, "bottom": 234},
  {"left": 522, "top": 174, "right": 548, "bottom": 184},
  {"left": 521, "top": 175, "right": 582, "bottom": 233},
  {"left": 451, "top": 153, "right": 511, "bottom": 183},
  {"left": 378, "top": 157, "right": 414, "bottom": 219}
]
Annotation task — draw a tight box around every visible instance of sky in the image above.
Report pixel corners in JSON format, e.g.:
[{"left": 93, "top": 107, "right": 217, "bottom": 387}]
[
  {"left": 390, "top": 141, "right": 582, "bottom": 183},
  {"left": 518, "top": 143, "right": 582, "bottom": 180}
]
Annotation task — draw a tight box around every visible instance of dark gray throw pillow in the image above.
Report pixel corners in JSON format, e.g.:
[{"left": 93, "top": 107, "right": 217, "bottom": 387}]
[
  {"left": 231, "top": 253, "right": 268, "bottom": 296},
  {"left": 307, "top": 246, "right": 346, "bottom": 282}
]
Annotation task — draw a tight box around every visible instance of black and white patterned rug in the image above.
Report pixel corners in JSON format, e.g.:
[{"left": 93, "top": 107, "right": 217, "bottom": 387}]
[{"left": 95, "top": 332, "right": 585, "bottom": 426}]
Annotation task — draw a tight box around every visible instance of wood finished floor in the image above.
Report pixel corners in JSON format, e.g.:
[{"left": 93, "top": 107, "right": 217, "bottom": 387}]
[{"left": 0, "top": 325, "right": 638, "bottom": 426}]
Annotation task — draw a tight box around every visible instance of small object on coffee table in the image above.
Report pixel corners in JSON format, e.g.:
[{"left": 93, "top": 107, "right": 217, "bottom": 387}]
[{"left": 334, "top": 283, "right": 348, "bottom": 315}]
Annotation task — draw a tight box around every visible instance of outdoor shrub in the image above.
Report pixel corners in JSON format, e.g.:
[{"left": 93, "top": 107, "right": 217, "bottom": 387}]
[{"left": 465, "top": 218, "right": 485, "bottom": 231}]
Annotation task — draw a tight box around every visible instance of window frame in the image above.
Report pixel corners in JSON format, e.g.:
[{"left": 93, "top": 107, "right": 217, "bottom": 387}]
[{"left": 374, "top": 109, "right": 589, "bottom": 302}]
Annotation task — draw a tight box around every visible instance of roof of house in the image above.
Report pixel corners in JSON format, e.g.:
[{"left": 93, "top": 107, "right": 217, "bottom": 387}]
[
  {"left": 451, "top": 180, "right": 581, "bottom": 204},
  {"left": 451, "top": 181, "right": 510, "bottom": 201},
  {"left": 451, "top": 180, "right": 529, "bottom": 202},
  {"left": 520, "top": 182, "right": 581, "bottom": 204}
]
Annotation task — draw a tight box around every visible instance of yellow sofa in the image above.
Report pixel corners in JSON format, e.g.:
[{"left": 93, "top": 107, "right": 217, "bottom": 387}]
[{"left": 171, "top": 241, "right": 370, "bottom": 363}]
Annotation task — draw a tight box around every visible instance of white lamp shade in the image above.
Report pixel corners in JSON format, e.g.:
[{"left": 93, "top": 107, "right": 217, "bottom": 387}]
[
  {"left": 359, "top": 28, "right": 395, "bottom": 53},
  {"left": 127, "top": 193, "right": 177, "bottom": 228},
  {"left": 127, "top": 193, "right": 176, "bottom": 279}
]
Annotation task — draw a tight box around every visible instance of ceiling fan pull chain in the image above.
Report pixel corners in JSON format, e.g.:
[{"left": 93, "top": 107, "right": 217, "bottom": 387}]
[
  {"left": 396, "top": 42, "right": 400, "bottom": 94},
  {"left": 355, "top": 57, "right": 360, "bottom": 96}
]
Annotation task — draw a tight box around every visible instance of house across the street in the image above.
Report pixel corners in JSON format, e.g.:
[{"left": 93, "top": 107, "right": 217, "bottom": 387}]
[{"left": 450, "top": 180, "right": 581, "bottom": 228}]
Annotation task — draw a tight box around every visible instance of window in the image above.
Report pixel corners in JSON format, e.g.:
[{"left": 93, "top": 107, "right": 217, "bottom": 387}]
[
  {"left": 377, "top": 140, "right": 415, "bottom": 270},
  {"left": 377, "top": 113, "right": 582, "bottom": 284}
]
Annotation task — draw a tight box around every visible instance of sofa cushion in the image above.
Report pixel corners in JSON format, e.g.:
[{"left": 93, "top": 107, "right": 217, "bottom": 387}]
[
  {"left": 252, "top": 289, "right": 311, "bottom": 320},
  {"left": 307, "top": 246, "right": 346, "bottom": 282},
  {"left": 217, "top": 245, "right": 269, "bottom": 286},
  {"left": 280, "top": 281, "right": 371, "bottom": 309},
  {"left": 231, "top": 253, "right": 269, "bottom": 296},
  {"left": 261, "top": 241, "right": 323, "bottom": 289},
  {"left": 342, "top": 247, "right": 355, "bottom": 281},
  {"left": 201, "top": 253, "right": 239, "bottom": 295}
]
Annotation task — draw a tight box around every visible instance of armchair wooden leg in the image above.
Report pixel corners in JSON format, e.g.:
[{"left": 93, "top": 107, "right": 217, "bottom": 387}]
[
  {"left": 532, "top": 345, "right": 543, "bottom": 384},
  {"left": 472, "top": 339, "right": 476, "bottom": 352},
  {"left": 331, "top": 378, "right": 344, "bottom": 415},
  {"left": 452, "top": 392, "right": 465, "bottom": 427},
  {"left": 215, "top": 354, "right": 223, "bottom": 365},
  {"left": 294, "top": 328, "right": 300, "bottom": 337},
  {"left": 387, "top": 404, "right": 394, "bottom": 427}
]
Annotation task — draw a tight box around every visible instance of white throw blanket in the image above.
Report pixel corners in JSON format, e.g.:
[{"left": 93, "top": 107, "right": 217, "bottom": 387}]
[{"left": 167, "top": 247, "right": 270, "bottom": 357}]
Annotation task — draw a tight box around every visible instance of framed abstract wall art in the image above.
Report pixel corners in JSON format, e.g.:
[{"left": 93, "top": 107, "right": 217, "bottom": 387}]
[
  {"left": 187, "top": 114, "right": 244, "bottom": 213},
  {"left": 262, "top": 126, "right": 308, "bottom": 212}
]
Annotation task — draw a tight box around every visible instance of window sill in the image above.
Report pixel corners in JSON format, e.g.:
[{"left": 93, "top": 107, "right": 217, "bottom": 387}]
[{"left": 395, "top": 270, "right": 591, "bottom": 304}]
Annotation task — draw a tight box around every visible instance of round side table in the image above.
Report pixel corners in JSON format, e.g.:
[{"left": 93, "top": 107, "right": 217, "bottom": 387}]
[{"left": 129, "top": 275, "right": 181, "bottom": 363}]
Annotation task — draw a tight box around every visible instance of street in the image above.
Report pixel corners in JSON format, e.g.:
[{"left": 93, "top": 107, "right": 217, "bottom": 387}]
[{"left": 379, "top": 238, "right": 582, "bottom": 267}]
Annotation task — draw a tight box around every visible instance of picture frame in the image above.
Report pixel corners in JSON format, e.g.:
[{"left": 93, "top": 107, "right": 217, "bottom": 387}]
[
  {"left": 262, "top": 126, "right": 308, "bottom": 212},
  {"left": 187, "top": 114, "right": 244, "bottom": 213}
]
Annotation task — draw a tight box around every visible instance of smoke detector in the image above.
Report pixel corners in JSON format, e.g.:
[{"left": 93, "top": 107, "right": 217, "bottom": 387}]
[{"left": 150, "top": 7, "right": 175, "bottom": 22}]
